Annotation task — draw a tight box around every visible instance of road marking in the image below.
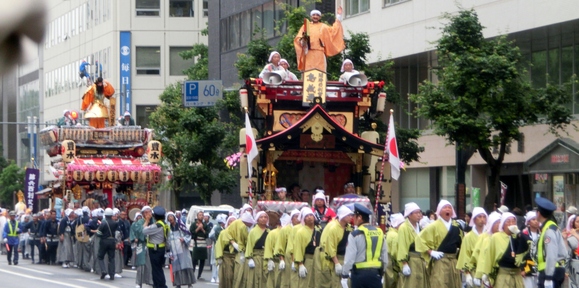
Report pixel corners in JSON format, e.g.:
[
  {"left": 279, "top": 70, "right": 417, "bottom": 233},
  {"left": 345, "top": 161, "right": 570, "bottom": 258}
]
[
  {"left": 0, "top": 269, "right": 84, "bottom": 288},
  {"left": 13, "top": 265, "right": 54, "bottom": 275},
  {"left": 123, "top": 269, "right": 137, "bottom": 273},
  {"left": 75, "top": 278, "right": 119, "bottom": 288}
]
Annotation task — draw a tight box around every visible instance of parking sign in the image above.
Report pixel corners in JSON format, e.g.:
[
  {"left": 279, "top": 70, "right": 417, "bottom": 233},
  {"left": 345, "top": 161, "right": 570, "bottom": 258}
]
[{"left": 182, "top": 80, "right": 223, "bottom": 107}]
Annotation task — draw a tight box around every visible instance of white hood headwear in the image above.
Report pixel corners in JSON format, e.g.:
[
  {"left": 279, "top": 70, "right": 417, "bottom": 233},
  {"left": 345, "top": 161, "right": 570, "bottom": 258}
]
[
  {"left": 141, "top": 205, "right": 152, "bottom": 212},
  {"left": 254, "top": 211, "right": 268, "bottom": 225},
  {"left": 337, "top": 205, "right": 353, "bottom": 221},
  {"left": 390, "top": 213, "right": 405, "bottom": 228},
  {"left": 469, "top": 207, "right": 488, "bottom": 227},
  {"left": 403, "top": 202, "right": 421, "bottom": 218},
  {"left": 419, "top": 216, "right": 431, "bottom": 229},
  {"left": 436, "top": 200, "right": 457, "bottom": 219},
  {"left": 312, "top": 192, "right": 326, "bottom": 207},
  {"left": 240, "top": 211, "right": 255, "bottom": 225},
  {"left": 280, "top": 213, "right": 291, "bottom": 227},
  {"left": 290, "top": 209, "right": 301, "bottom": 222},
  {"left": 525, "top": 211, "right": 537, "bottom": 226},
  {"left": 279, "top": 59, "right": 289, "bottom": 68},
  {"left": 225, "top": 215, "right": 237, "bottom": 228},
  {"left": 340, "top": 59, "right": 354, "bottom": 73},
  {"left": 91, "top": 209, "right": 98, "bottom": 217},
  {"left": 300, "top": 207, "right": 314, "bottom": 225},
  {"left": 268, "top": 51, "right": 280, "bottom": 63},
  {"left": 166, "top": 211, "right": 176, "bottom": 222},
  {"left": 486, "top": 212, "right": 502, "bottom": 234},
  {"left": 97, "top": 208, "right": 105, "bottom": 217},
  {"left": 113, "top": 208, "right": 120, "bottom": 216},
  {"left": 499, "top": 212, "right": 516, "bottom": 231},
  {"left": 133, "top": 212, "right": 142, "bottom": 222},
  {"left": 82, "top": 206, "right": 90, "bottom": 213},
  {"left": 64, "top": 208, "right": 73, "bottom": 217},
  {"left": 240, "top": 204, "right": 252, "bottom": 215},
  {"left": 568, "top": 214, "right": 577, "bottom": 231},
  {"left": 74, "top": 209, "right": 83, "bottom": 217},
  {"left": 310, "top": 9, "right": 321, "bottom": 16},
  {"left": 216, "top": 214, "right": 227, "bottom": 224}
]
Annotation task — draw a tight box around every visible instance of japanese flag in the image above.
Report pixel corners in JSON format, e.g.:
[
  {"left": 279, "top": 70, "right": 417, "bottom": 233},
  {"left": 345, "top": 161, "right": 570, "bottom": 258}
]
[
  {"left": 245, "top": 113, "right": 258, "bottom": 178},
  {"left": 387, "top": 113, "right": 400, "bottom": 180}
]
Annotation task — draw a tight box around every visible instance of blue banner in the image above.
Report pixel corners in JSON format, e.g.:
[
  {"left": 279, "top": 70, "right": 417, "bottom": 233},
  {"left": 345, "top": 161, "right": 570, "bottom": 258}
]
[
  {"left": 25, "top": 168, "right": 39, "bottom": 213},
  {"left": 120, "top": 31, "right": 132, "bottom": 114}
]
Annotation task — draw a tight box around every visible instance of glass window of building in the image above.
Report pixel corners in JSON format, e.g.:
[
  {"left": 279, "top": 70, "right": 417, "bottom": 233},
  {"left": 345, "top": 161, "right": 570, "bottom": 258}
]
[
  {"left": 251, "top": 5, "right": 262, "bottom": 40},
  {"left": 229, "top": 14, "right": 240, "bottom": 50},
  {"left": 240, "top": 10, "right": 251, "bottom": 47},
  {"left": 203, "top": 0, "right": 208, "bottom": 17},
  {"left": 136, "top": 105, "right": 158, "bottom": 128},
  {"left": 346, "top": 0, "right": 369, "bottom": 17},
  {"left": 169, "top": 0, "right": 194, "bottom": 17},
  {"left": 263, "top": 2, "right": 274, "bottom": 39},
  {"left": 170, "top": 47, "right": 195, "bottom": 75},
  {"left": 136, "top": 0, "right": 160, "bottom": 16},
  {"left": 136, "top": 47, "right": 161, "bottom": 75}
]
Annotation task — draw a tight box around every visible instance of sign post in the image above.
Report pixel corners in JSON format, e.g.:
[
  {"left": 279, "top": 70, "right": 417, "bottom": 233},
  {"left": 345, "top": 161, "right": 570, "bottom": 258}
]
[{"left": 182, "top": 80, "right": 223, "bottom": 107}]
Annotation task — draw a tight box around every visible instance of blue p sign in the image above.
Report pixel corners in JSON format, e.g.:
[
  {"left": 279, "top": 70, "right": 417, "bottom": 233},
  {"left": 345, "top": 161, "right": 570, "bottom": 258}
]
[{"left": 186, "top": 82, "right": 198, "bottom": 101}]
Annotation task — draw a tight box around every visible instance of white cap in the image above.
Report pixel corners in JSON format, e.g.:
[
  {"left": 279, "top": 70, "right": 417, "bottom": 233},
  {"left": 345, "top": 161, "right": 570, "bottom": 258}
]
[
  {"left": 225, "top": 216, "right": 237, "bottom": 228},
  {"left": 182, "top": 209, "right": 188, "bottom": 214},
  {"left": 310, "top": 9, "right": 321, "bottom": 16},
  {"left": 74, "top": 209, "right": 83, "bottom": 216},
  {"left": 337, "top": 205, "right": 354, "bottom": 221},
  {"left": 113, "top": 208, "right": 120, "bottom": 216},
  {"left": 240, "top": 211, "right": 255, "bottom": 225},
  {"left": 254, "top": 211, "right": 268, "bottom": 223},
  {"left": 567, "top": 206, "right": 578, "bottom": 214},
  {"left": 301, "top": 207, "right": 314, "bottom": 224},
  {"left": 279, "top": 59, "right": 289, "bottom": 67},
  {"left": 165, "top": 211, "right": 176, "bottom": 222},
  {"left": 82, "top": 206, "right": 90, "bottom": 213},
  {"left": 124, "top": 111, "right": 131, "bottom": 117},
  {"left": 312, "top": 192, "right": 326, "bottom": 207},
  {"left": 403, "top": 202, "right": 421, "bottom": 218},
  {"left": 104, "top": 208, "right": 113, "bottom": 216},
  {"left": 268, "top": 51, "right": 280, "bottom": 63},
  {"left": 91, "top": 209, "right": 99, "bottom": 217},
  {"left": 134, "top": 212, "right": 142, "bottom": 221},
  {"left": 436, "top": 200, "right": 457, "bottom": 219},
  {"left": 340, "top": 59, "right": 354, "bottom": 73},
  {"left": 469, "top": 207, "right": 488, "bottom": 227},
  {"left": 141, "top": 205, "right": 152, "bottom": 212},
  {"left": 64, "top": 208, "right": 73, "bottom": 217},
  {"left": 390, "top": 213, "right": 405, "bottom": 228},
  {"left": 280, "top": 213, "right": 291, "bottom": 227},
  {"left": 498, "top": 212, "right": 515, "bottom": 231},
  {"left": 290, "top": 209, "right": 301, "bottom": 222},
  {"left": 204, "top": 212, "right": 210, "bottom": 218},
  {"left": 216, "top": 214, "right": 227, "bottom": 224},
  {"left": 486, "top": 212, "right": 502, "bottom": 234},
  {"left": 568, "top": 214, "right": 577, "bottom": 231},
  {"left": 315, "top": 189, "right": 325, "bottom": 194},
  {"left": 497, "top": 205, "right": 509, "bottom": 214},
  {"left": 524, "top": 211, "right": 536, "bottom": 226},
  {"left": 275, "top": 187, "right": 287, "bottom": 193}
]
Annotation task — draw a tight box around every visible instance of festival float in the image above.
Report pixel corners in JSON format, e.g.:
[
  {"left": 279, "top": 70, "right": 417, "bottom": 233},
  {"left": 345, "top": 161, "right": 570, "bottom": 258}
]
[
  {"left": 238, "top": 68, "right": 393, "bottom": 225},
  {"left": 38, "top": 71, "right": 162, "bottom": 219}
]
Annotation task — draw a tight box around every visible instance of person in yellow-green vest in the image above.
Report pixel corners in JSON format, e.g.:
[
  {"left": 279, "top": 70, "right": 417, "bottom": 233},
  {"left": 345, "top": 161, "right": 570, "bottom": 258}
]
[
  {"left": 415, "top": 200, "right": 463, "bottom": 288},
  {"left": 384, "top": 213, "right": 404, "bottom": 288},
  {"left": 456, "top": 207, "right": 487, "bottom": 286},
  {"left": 341, "top": 204, "right": 388, "bottom": 288},
  {"left": 246, "top": 211, "right": 270, "bottom": 288},
  {"left": 142, "top": 206, "right": 169, "bottom": 288},
  {"left": 397, "top": 202, "right": 428, "bottom": 288},
  {"left": 472, "top": 211, "right": 502, "bottom": 286},
  {"left": 535, "top": 197, "right": 566, "bottom": 288},
  {"left": 3, "top": 211, "right": 21, "bottom": 265},
  {"left": 293, "top": 207, "right": 321, "bottom": 288}
]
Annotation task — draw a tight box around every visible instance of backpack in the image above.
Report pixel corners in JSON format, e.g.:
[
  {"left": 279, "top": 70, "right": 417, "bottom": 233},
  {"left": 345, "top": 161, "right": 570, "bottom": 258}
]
[{"left": 75, "top": 222, "right": 90, "bottom": 243}]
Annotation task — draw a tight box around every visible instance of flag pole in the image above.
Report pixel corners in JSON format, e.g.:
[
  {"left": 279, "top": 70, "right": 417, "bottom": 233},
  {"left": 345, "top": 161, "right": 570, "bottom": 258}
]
[{"left": 374, "top": 109, "right": 393, "bottom": 225}]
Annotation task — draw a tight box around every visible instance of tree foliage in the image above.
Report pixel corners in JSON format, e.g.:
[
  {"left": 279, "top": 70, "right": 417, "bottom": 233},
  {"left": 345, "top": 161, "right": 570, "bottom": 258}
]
[
  {"left": 410, "top": 9, "right": 574, "bottom": 210},
  {"left": 0, "top": 161, "right": 25, "bottom": 206}
]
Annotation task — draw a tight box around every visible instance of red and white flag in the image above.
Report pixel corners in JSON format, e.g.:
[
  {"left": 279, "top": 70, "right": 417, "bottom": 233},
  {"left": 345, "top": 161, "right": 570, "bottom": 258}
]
[
  {"left": 245, "top": 113, "right": 258, "bottom": 179},
  {"left": 387, "top": 113, "right": 400, "bottom": 180}
]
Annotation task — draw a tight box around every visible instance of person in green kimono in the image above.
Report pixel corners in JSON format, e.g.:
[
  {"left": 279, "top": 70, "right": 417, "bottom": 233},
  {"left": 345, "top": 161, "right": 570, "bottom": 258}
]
[
  {"left": 275, "top": 209, "right": 301, "bottom": 288},
  {"left": 246, "top": 211, "right": 270, "bottom": 288},
  {"left": 293, "top": 208, "right": 320, "bottom": 288},
  {"left": 415, "top": 200, "right": 463, "bottom": 288},
  {"left": 477, "top": 212, "right": 528, "bottom": 288},
  {"left": 130, "top": 206, "right": 153, "bottom": 288},
  {"left": 384, "top": 213, "right": 404, "bottom": 288},
  {"left": 472, "top": 211, "right": 502, "bottom": 286},
  {"left": 215, "top": 215, "right": 237, "bottom": 288},
  {"left": 223, "top": 211, "right": 255, "bottom": 288},
  {"left": 457, "top": 207, "right": 488, "bottom": 286},
  {"left": 264, "top": 212, "right": 283, "bottom": 288},
  {"left": 397, "top": 202, "right": 428, "bottom": 288}
]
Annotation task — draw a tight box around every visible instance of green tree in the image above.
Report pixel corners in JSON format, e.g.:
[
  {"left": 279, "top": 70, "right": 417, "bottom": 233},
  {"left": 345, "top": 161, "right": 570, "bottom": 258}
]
[
  {"left": 181, "top": 27, "right": 209, "bottom": 80},
  {"left": 410, "top": 9, "right": 574, "bottom": 211},
  {"left": 0, "top": 161, "right": 25, "bottom": 206}
]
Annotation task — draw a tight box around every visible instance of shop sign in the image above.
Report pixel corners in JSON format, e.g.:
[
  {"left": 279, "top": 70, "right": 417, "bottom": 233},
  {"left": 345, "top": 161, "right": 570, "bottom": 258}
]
[{"left": 551, "top": 154, "right": 569, "bottom": 164}]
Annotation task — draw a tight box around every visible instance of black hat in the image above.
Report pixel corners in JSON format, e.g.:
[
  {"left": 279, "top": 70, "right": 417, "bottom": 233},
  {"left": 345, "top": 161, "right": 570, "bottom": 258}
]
[
  {"left": 535, "top": 197, "right": 556, "bottom": 215},
  {"left": 153, "top": 206, "right": 166, "bottom": 217},
  {"left": 354, "top": 203, "right": 372, "bottom": 216}
]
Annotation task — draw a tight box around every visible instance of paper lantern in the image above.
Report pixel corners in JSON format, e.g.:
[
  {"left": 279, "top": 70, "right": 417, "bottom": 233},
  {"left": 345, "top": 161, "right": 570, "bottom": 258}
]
[
  {"left": 118, "top": 171, "right": 130, "bottom": 182},
  {"left": 84, "top": 171, "right": 95, "bottom": 182},
  {"left": 147, "top": 141, "right": 162, "bottom": 163},
  {"left": 61, "top": 140, "right": 76, "bottom": 163},
  {"left": 141, "top": 170, "right": 152, "bottom": 183},
  {"left": 130, "top": 171, "right": 140, "bottom": 182},
  {"left": 73, "top": 170, "right": 83, "bottom": 182},
  {"left": 107, "top": 170, "right": 118, "bottom": 182},
  {"left": 95, "top": 170, "right": 106, "bottom": 182},
  {"left": 153, "top": 170, "right": 160, "bottom": 183}
]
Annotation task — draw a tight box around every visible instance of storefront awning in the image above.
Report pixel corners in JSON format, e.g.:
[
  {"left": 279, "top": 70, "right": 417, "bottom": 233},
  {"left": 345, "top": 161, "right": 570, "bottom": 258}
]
[{"left": 524, "top": 138, "right": 579, "bottom": 174}]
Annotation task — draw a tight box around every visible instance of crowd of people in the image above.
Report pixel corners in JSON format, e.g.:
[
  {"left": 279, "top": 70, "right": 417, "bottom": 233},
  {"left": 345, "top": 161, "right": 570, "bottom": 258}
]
[{"left": 2, "top": 194, "right": 576, "bottom": 288}]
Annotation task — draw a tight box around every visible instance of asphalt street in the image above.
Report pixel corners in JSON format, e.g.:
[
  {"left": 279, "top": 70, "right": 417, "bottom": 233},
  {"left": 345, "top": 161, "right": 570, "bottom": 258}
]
[{"left": 0, "top": 251, "right": 218, "bottom": 288}]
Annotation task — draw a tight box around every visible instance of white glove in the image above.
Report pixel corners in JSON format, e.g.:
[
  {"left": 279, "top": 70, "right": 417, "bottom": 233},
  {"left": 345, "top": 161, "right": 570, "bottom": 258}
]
[
  {"left": 298, "top": 264, "right": 307, "bottom": 278},
  {"left": 340, "top": 278, "right": 349, "bottom": 288},
  {"left": 268, "top": 259, "right": 275, "bottom": 271},
  {"left": 291, "top": 262, "right": 296, "bottom": 272},
  {"left": 239, "top": 251, "right": 245, "bottom": 264},
  {"left": 508, "top": 225, "right": 520, "bottom": 235},
  {"left": 334, "top": 263, "right": 343, "bottom": 275},
  {"left": 402, "top": 263, "right": 411, "bottom": 276},
  {"left": 465, "top": 273, "right": 473, "bottom": 287},
  {"left": 544, "top": 280, "right": 554, "bottom": 288},
  {"left": 2, "top": 238, "right": 6, "bottom": 244},
  {"left": 248, "top": 258, "right": 255, "bottom": 268},
  {"left": 217, "top": 258, "right": 223, "bottom": 265},
  {"left": 482, "top": 274, "right": 490, "bottom": 287},
  {"left": 231, "top": 242, "right": 240, "bottom": 251},
  {"left": 429, "top": 250, "right": 444, "bottom": 260},
  {"left": 279, "top": 260, "right": 285, "bottom": 270},
  {"left": 473, "top": 278, "right": 481, "bottom": 286}
]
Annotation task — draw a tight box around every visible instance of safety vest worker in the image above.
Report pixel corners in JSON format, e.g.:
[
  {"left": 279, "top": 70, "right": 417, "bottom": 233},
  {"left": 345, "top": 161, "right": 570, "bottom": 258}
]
[
  {"left": 535, "top": 197, "right": 567, "bottom": 288},
  {"left": 341, "top": 204, "right": 388, "bottom": 288}
]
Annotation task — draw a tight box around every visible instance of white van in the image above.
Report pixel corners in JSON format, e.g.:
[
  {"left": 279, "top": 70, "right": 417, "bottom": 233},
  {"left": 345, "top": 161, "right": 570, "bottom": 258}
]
[{"left": 186, "top": 204, "right": 235, "bottom": 229}]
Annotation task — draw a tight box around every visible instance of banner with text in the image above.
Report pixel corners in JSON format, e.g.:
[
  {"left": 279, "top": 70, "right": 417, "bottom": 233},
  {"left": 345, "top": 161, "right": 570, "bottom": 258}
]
[{"left": 25, "top": 168, "right": 39, "bottom": 213}]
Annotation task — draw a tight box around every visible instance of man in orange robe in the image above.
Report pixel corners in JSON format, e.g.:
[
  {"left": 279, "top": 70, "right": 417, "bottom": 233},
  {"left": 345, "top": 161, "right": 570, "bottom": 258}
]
[
  {"left": 294, "top": 7, "right": 345, "bottom": 73},
  {"left": 81, "top": 77, "right": 115, "bottom": 128}
]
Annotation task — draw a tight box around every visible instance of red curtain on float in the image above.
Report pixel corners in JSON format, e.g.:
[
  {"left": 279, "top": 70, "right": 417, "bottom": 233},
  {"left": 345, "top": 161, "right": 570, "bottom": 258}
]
[
  {"left": 104, "top": 188, "right": 113, "bottom": 208},
  {"left": 324, "top": 164, "right": 352, "bottom": 200}
]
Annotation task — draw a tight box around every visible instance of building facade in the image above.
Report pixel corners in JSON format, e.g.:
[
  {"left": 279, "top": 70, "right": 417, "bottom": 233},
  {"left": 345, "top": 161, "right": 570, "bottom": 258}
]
[{"left": 209, "top": 0, "right": 579, "bottom": 215}]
